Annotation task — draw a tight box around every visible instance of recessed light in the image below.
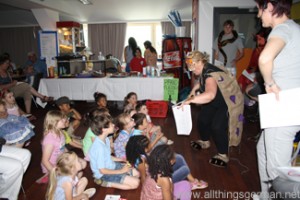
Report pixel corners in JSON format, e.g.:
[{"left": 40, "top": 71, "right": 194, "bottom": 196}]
[{"left": 78, "top": 0, "right": 92, "bottom": 5}]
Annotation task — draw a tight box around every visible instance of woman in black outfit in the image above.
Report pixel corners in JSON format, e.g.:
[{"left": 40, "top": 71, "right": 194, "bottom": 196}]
[{"left": 182, "top": 51, "right": 243, "bottom": 168}]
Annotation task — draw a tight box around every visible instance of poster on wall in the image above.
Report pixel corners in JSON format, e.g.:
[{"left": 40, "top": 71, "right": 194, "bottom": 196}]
[{"left": 38, "top": 31, "right": 58, "bottom": 75}]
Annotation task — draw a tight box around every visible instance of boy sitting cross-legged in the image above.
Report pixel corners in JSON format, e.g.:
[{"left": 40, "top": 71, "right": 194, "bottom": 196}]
[{"left": 89, "top": 114, "right": 140, "bottom": 190}]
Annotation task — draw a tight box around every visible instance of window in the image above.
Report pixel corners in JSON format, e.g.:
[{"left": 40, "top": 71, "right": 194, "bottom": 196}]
[{"left": 125, "top": 22, "right": 162, "bottom": 60}]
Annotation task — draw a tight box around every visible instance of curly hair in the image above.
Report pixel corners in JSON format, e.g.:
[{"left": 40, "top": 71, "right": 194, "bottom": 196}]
[
  {"left": 148, "top": 144, "right": 174, "bottom": 181},
  {"left": 93, "top": 92, "right": 107, "bottom": 104},
  {"left": 126, "top": 135, "right": 150, "bottom": 167}
]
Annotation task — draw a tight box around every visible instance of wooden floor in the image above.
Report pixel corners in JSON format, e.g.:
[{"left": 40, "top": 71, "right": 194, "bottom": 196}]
[{"left": 18, "top": 101, "right": 261, "bottom": 200}]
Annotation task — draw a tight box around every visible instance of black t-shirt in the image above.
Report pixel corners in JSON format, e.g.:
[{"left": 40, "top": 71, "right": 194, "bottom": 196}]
[{"left": 197, "top": 63, "right": 227, "bottom": 108}]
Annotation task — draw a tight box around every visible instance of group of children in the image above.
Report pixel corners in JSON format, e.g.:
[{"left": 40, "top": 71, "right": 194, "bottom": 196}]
[{"left": 1, "top": 88, "right": 208, "bottom": 199}]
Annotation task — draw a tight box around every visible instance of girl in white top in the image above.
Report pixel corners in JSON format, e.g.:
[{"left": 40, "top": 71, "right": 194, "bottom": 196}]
[{"left": 1, "top": 89, "right": 35, "bottom": 120}]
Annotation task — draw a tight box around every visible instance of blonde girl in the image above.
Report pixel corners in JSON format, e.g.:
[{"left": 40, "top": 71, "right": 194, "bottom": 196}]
[
  {"left": 46, "top": 152, "right": 89, "bottom": 200},
  {"left": 1, "top": 89, "right": 26, "bottom": 116},
  {"left": 113, "top": 113, "right": 135, "bottom": 159},
  {"left": 41, "top": 110, "right": 87, "bottom": 176},
  {"left": 1, "top": 89, "right": 36, "bottom": 120}
]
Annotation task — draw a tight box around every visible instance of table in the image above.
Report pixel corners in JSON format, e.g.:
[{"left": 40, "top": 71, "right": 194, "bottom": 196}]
[{"left": 37, "top": 77, "right": 173, "bottom": 107}]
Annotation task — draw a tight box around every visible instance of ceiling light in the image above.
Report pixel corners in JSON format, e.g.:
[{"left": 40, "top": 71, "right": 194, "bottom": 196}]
[{"left": 78, "top": 0, "right": 92, "bottom": 5}]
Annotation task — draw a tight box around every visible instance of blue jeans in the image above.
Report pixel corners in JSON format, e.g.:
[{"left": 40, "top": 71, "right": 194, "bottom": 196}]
[
  {"left": 172, "top": 154, "right": 190, "bottom": 183},
  {"left": 125, "top": 63, "right": 130, "bottom": 72},
  {"left": 100, "top": 162, "right": 126, "bottom": 183}
]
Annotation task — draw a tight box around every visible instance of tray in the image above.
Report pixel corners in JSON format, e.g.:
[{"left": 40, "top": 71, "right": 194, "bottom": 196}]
[{"left": 59, "top": 74, "right": 76, "bottom": 78}]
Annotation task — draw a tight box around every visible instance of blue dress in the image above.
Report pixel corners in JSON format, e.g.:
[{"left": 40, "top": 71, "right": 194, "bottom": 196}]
[
  {"left": 0, "top": 115, "right": 35, "bottom": 144},
  {"left": 54, "top": 176, "right": 76, "bottom": 200}
]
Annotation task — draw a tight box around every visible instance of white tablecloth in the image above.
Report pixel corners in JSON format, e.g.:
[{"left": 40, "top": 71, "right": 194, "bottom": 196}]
[{"left": 37, "top": 77, "right": 172, "bottom": 107}]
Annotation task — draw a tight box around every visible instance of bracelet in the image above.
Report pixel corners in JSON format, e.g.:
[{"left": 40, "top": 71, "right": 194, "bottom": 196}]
[{"left": 264, "top": 81, "right": 275, "bottom": 87}]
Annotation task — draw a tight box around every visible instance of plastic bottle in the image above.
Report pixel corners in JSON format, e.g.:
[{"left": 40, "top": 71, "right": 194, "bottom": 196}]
[
  {"left": 151, "top": 67, "right": 155, "bottom": 77},
  {"left": 98, "top": 52, "right": 103, "bottom": 60}
]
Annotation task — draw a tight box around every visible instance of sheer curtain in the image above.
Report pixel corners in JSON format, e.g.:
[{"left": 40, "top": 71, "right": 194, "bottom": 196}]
[
  {"left": 161, "top": 21, "right": 192, "bottom": 38},
  {"left": 88, "top": 23, "right": 127, "bottom": 61},
  {"left": 0, "top": 26, "right": 41, "bottom": 67}
]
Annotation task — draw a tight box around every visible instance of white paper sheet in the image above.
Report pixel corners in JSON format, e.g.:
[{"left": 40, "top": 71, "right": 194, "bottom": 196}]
[
  {"left": 172, "top": 105, "right": 192, "bottom": 135},
  {"left": 258, "top": 87, "right": 300, "bottom": 129}
]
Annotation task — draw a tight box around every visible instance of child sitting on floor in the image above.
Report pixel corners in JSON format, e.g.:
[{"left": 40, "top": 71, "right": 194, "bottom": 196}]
[
  {"left": 126, "top": 136, "right": 208, "bottom": 190},
  {"left": 0, "top": 100, "right": 35, "bottom": 147},
  {"left": 123, "top": 92, "right": 137, "bottom": 113},
  {"left": 82, "top": 108, "right": 110, "bottom": 159},
  {"left": 1, "top": 89, "right": 36, "bottom": 120},
  {"left": 63, "top": 117, "right": 82, "bottom": 150},
  {"left": 56, "top": 96, "right": 82, "bottom": 139},
  {"left": 113, "top": 113, "right": 135, "bottom": 160},
  {"left": 94, "top": 92, "right": 108, "bottom": 109},
  {"left": 131, "top": 113, "right": 165, "bottom": 151},
  {"left": 46, "top": 152, "right": 90, "bottom": 200},
  {"left": 89, "top": 114, "right": 140, "bottom": 189},
  {"left": 40, "top": 110, "right": 86, "bottom": 184},
  {"left": 135, "top": 104, "right": 173, "bottom": 145},
  {"left": 140, "top": 144, "right": 193, "bottom": 200}
]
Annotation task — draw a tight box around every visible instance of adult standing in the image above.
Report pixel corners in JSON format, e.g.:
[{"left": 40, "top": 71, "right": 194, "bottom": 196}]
[
  {"left": 124, "top": 37, "right": 137, "bottom": 73},
  {"left": 0, "top": 144, "right": 31, "bottom": 200},
  {"left": 182, "top": 51, "right": 243, "bottom": 168},
  {"left": 143, "top": 40, "right": 157, "bottom": 67},
  {"left": 213, "top": 20, "right": 244, "bottom": 77},
  {"left": 23, "top": 51, "right": 48, "bottom": 78},
  {"left": 254, "top": 0, "right": 300, "bottom": 199}
]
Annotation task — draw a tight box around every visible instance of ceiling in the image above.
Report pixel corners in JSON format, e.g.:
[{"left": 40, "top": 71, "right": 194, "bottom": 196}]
[{"left": 0, "top": 0, "right": 192, "bottom": 27}]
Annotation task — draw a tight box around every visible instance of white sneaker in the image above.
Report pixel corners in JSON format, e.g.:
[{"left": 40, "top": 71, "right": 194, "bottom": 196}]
[
  {"left": 252, "top": 194, "right": 260, "bottom": 200},
  {"left": 167, "top": 140, "right": 174, "bottom": 145}
]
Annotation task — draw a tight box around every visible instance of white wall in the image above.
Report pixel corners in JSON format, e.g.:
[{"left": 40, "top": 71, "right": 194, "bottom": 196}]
[{"left": 198, "top": 0, "right": 256, "bottom": 62}]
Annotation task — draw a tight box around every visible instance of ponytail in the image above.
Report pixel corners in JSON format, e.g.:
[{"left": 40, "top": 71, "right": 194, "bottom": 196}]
[{"left": 45, "top": 167, "right": 57, "bottom": 200}]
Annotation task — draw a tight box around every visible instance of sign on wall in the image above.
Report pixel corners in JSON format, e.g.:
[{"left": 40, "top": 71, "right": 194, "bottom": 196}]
[{"left": 38, "top": 31, "right": 59, "bottom": 75}]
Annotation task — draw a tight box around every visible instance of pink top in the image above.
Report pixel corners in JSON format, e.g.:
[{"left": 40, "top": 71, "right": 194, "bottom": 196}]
[
  {"left": 141, "top": 176, "right": 164, "bottom": 200},
  {"left": 41, "top": 131, "right": 65, "bottom": 173},
  {"left": 7, "top": 105, "right": 20, "bottom": 116}
]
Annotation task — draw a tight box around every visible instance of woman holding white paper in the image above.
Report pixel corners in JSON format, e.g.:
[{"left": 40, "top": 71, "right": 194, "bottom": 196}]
[
  {"left": 182, "top": 51, "right": 243, "bottom": 168},
  {"left": 254, "top": 0, "right": 300, "bottom": 199}
]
